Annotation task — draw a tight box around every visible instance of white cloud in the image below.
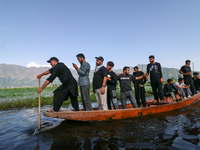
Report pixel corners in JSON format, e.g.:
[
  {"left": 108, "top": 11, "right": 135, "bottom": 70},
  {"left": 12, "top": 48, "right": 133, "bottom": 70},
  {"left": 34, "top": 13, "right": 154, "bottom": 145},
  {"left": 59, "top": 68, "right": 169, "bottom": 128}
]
[{"left": 27, "top": 62, "right": 51, "bottom": 68}]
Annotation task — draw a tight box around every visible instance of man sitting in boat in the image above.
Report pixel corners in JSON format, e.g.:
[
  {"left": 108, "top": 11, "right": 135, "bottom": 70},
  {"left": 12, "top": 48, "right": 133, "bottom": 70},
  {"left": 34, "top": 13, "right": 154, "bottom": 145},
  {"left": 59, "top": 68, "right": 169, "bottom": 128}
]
[
  {"left": 174, "top": 78, "right": 192, "bottom": 100},
  {"left": 192, "top": 72, "right": 200, "bottom": 93},
  {"left": 37, "top": 57, "right": 79, "bottom": 112},
  {"left": 117, "top": 66, "right": 147, "bottom": 109},
  {"left": 163, "top": 79, "right": 180, "bottom": 101}
]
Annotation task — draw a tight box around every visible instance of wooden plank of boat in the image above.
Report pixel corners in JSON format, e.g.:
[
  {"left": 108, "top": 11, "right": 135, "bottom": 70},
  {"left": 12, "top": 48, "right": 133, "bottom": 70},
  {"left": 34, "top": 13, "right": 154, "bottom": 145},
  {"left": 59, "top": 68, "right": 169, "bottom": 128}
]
[{"left": 44, "top": 93, "right": 200, "bottom": 122}]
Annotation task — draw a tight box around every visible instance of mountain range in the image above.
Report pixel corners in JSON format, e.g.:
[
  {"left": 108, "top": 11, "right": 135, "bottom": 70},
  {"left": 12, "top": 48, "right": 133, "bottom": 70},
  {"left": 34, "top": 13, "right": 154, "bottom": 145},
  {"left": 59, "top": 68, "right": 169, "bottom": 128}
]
[{"left": 0, "top": 63, "right": 197, "bottom": 88}]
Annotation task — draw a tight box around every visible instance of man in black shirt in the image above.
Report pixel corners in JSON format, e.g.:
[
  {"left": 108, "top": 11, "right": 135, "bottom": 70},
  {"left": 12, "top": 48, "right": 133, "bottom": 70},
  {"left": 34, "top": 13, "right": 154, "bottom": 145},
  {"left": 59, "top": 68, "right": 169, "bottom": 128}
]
[
  {"left": 117, "top": 66, "right": 147, "bottom": 109},
  {"left": 192, "top": 72, "right": 200, "bottom": 92},
  {"left": 133, "top": 66, "right": 148, "bottom": 107},
  {"left": 180, "top": 60, "right": 196, "bottom": 95},
  {"left": 147, "top": 55, "right": 164, "bottom": 102},
  {"left": 106, "top": 61, "right": 119, "bottom": 110},
  {"left": 37, "top": 57, "right": 79, "bottom": 112},
  {"left": 93, "top": 56, "right": 108, "bottom": 110},
  {"left": 163, "top": 79, "right": 180, "bottom": 101}
]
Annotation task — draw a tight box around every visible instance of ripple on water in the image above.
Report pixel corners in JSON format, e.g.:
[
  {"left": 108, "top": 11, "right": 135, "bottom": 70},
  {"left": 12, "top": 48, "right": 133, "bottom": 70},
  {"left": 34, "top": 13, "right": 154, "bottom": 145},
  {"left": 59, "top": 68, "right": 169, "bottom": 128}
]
[{"left": 0, "top": 101, "right": 200, "bottom": 149}]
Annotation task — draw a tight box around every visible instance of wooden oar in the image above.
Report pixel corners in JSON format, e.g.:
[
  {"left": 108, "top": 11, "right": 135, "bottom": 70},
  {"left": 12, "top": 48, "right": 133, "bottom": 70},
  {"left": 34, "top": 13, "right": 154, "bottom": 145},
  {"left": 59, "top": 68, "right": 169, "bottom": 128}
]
[{"left": 38, "top": 79, "right": 41, "bottom": 130}]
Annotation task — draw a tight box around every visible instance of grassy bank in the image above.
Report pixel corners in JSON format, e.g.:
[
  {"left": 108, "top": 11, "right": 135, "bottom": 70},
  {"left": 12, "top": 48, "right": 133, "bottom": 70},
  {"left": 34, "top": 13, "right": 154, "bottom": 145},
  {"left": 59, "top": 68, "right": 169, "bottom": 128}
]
[{"left": 0, "top": 85, "right": 153, "bottom": 110}]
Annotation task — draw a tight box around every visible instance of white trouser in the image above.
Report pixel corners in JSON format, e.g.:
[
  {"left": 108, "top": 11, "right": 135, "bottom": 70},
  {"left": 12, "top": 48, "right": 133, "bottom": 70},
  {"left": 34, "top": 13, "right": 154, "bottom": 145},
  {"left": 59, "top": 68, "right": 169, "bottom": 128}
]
[{"left": 95, "top": 86, "right": 108, "bottom": 110}]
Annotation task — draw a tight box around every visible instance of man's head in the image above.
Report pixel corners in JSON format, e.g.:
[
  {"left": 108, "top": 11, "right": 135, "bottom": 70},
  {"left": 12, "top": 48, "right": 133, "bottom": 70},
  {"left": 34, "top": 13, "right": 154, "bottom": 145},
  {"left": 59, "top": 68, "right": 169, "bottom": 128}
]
[
  {"left": 149, "top": 55, "right": 155, "bottom": 64},
  {"left": 95, "top": 56, "right": 104, "bottom": 66},
  {"left": 178, "top": 78, "right": 184, "bottom": 83},
  {"left": 123, "top": 66, "right": 130, "bottom": 75},
  {"left": 47, "top": 57, "right": 59, "bottom": 67},
  {"left": 76, "top": 53, "right": 85, "bottom": 64},
  {"left": 134, "top": 66, "right": 139, "bottom": 72},
  {"left": 193, "top": 72, "right": 199, "bottom": 78},
  {"left": 185, "top": 60, "right": 191, "bottom": 65},
  {"left": 107, "top": 61, "right": 114, "bottom": 71},
  {"left": 167, "top": 79, "right": 173, "bottom": 84}
]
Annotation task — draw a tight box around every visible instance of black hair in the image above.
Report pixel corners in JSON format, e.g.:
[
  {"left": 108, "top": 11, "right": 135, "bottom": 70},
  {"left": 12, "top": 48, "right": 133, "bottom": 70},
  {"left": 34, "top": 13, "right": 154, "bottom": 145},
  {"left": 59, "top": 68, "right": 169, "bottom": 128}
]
[
  {"left": 149, "top": 55, "right": 155, "bottom": 59},
  {"left": 167, "top": 79, "right": 173, "bottom": 83},
  {"left": 123, "top": 66, "right": 129, "bottom": 72},
  {"left": 134, "top": 66, "right": 138, "bottom": 70},
  {"left": 178, "top": 78, "right": 184, "bottom": 82},
  {"left": 107, "top": 61, "right": 114, "bottom": 67},
  {"left": 193, "top": 72, "right": 199, "bottom": 75},
  {"left": 76, "top": 53, "right": 85, "bottom": 59},
  {"left": 185, "top": 60, "right": 191, "bottom": 64}
]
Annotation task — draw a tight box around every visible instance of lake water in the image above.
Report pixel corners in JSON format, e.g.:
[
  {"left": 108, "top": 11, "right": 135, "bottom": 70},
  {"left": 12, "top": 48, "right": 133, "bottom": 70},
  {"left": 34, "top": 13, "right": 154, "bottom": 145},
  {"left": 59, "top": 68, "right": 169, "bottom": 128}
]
[{"left": 0, "top": 100, "right": 200, "bottom": 150}]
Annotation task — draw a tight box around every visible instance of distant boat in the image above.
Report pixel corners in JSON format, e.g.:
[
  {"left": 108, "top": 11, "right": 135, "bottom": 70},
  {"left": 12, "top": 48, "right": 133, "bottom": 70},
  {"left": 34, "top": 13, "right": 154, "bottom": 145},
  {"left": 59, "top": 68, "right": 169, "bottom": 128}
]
[{"left": 44, "top": 93, "right": 200, "bottom": 122}]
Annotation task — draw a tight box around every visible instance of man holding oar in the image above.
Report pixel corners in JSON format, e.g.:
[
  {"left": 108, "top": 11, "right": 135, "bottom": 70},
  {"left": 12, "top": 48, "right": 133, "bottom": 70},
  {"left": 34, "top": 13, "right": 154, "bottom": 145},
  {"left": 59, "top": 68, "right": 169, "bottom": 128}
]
[{"left": 37, "top": 57, "right": 79, "bottom": 112}]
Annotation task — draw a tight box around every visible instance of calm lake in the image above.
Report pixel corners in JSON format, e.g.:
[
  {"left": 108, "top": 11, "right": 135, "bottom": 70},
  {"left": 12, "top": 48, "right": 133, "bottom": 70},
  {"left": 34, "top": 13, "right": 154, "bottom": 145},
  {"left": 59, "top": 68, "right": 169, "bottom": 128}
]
[{"left": 0, "top": 99, "right": 200, "bottom": 150}]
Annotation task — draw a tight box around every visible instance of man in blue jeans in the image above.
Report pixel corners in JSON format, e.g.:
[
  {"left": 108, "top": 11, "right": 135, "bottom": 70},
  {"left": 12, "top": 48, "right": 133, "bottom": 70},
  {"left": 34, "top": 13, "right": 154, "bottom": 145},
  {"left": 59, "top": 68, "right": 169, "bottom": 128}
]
[
  {"left": 117, "top": 66, "right": 147, "bottom": 109},
  {"left": 73, "top": 53, "right": 92, "bottom": 111}
]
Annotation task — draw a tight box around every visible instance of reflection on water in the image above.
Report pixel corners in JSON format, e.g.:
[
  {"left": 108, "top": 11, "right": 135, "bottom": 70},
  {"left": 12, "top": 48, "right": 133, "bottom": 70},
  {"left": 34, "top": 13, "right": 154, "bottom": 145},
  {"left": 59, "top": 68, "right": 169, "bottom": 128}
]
[{"left": 0, "top": 101, "right": 200, "bottom": 150}]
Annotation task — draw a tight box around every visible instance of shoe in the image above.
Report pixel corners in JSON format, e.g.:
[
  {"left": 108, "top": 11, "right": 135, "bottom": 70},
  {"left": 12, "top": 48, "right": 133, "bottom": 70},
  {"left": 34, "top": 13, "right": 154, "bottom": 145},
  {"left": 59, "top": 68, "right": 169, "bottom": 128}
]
[
  {"left": 184, "top": 97, "right": 187, "bottom": 100},
  {"left": 187, "top": 95, "right": 191, "bottom": 98}
]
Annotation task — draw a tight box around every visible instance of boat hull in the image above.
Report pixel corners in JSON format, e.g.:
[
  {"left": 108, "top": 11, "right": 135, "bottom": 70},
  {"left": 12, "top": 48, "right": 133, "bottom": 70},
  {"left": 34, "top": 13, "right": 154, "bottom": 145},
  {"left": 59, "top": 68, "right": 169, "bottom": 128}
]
[{"left": 44, "top": 93, "right": 200, "bottom": 122}]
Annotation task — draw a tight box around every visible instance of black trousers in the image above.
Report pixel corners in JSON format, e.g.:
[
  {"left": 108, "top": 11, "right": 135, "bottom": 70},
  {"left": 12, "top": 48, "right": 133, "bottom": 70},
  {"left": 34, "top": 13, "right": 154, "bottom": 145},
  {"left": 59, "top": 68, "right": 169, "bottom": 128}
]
[
  {"left": 107, "top": 89, "right": 119, "bottom": 110},
  {"left": 134, "top": 85, "right": 146, "bottom": 107},
  {"left": 184, "top": 78, "right": 197, "bottom": 95},
  {"left": 53, "top": 85, "right": 79, "bottom": 111},
  {"left": 151, "top": 79, "right": 164, "bottom": 102}
]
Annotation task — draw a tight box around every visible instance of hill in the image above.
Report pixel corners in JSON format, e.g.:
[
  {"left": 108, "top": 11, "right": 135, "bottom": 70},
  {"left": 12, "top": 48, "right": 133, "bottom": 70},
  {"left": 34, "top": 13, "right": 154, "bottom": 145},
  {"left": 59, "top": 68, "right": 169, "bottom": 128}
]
[{"left": 0, "top": 63, "right": 196, "bottom": 88}]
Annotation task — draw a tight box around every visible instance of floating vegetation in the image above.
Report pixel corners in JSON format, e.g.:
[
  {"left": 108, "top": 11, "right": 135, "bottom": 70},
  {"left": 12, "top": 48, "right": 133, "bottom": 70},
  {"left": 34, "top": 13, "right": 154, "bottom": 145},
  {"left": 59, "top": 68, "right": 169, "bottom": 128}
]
[{"left": 0, "top": 85, "right": 152, "bottom": 110}]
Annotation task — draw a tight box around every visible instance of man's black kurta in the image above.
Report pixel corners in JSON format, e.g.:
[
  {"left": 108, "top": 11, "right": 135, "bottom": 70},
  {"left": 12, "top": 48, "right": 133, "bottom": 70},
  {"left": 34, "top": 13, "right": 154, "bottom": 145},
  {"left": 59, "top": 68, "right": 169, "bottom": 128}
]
[{"left": 47, "top": 62, "right": 79, "bottom": 111}]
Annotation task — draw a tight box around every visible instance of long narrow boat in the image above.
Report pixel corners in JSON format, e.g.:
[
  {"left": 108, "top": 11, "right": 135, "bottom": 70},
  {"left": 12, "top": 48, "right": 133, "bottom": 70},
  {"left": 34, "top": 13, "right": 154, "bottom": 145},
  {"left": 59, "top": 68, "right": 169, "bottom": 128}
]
[{"left": 44, "top": 93, "right": 200, "bottom": 122}]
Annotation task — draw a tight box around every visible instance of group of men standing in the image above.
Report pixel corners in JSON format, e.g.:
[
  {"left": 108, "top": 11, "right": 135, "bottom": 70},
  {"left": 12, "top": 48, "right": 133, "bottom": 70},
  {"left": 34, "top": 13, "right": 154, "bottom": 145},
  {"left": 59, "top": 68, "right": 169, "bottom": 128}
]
[{"left": 37, "top": 54, "right": 197, "bottom": 112}]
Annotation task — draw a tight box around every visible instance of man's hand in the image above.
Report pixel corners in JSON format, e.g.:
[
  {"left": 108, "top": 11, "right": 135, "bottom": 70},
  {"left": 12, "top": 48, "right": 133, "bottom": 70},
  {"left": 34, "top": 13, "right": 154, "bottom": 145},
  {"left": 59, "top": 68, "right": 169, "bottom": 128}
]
[
  {"left": 107, "top": 77, "right": 111, "bottom": 81},
  {"left": 73, "top": 64, "right": 79, "bottom": 70},
  {"left": 144, "top": 73, "right": 148, "bottom": 76},
  {"left": 185, "top": 85, "right": 189, "bottom": 89},
  {"left": 101, "top": 87, "right": 105, "bottom": 94},
  {"left": 177, "top": 90, "right": 180, "bottom": 95},
  {"left": 160, "top": 78, "right": 164, "bottom": 83},
  {"left": 37, "top": 74, "right": 42, "bottom": 79},
  {"left": 140, "top": 84, "right": 142, "bottom": 87},
  {"left": 116, "top": 73, "right": 120, "bottom": 76},
  {"left": 38, "top": 88, "right": 43, "bottom": 94}
]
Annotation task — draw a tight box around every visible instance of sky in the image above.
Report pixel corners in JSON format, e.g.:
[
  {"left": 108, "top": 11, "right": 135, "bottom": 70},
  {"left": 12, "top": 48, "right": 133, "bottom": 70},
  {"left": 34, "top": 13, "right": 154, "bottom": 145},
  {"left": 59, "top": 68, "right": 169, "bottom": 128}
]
[{"left": 0, "top": 0, "right": 200, "bottom": 71}]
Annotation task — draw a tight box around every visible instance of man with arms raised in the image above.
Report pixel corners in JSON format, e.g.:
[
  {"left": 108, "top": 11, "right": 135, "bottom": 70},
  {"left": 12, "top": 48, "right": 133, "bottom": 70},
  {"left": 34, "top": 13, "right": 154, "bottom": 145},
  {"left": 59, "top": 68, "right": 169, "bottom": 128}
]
[
  {"left": 73, "top": 53, "right": 92, "bottom": 111},
  {"left": 106, "top": 61, "right": 119, "bottom": 109},
  {"left": 93, "top": 56, "right": 108, "bottom": 110},
  {"left": 180, "top": 60, "right": 196, "bottom": 95},
  {"left": 37, "top": 57, "right": 79, "bottom": 112},
  {"left": 117, "top": 66, "right": 147, "bottom": 109},
  {"left": 147, "top": 55, "right": 165, "bottom": 102}
]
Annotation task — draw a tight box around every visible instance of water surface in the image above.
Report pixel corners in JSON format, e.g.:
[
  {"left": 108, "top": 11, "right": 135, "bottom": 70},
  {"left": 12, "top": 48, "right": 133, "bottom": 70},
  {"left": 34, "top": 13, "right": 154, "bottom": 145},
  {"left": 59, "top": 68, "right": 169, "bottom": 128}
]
[{"left": 0, "top": 100, "right": 200, "bottom": 150}]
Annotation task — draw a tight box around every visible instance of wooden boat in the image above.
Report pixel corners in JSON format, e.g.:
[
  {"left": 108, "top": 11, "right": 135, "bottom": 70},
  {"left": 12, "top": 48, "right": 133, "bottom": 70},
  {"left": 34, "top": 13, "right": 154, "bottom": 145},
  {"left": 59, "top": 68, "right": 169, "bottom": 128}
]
[{"left": 44, "top": 93, "right": 200, "bottom": 122}]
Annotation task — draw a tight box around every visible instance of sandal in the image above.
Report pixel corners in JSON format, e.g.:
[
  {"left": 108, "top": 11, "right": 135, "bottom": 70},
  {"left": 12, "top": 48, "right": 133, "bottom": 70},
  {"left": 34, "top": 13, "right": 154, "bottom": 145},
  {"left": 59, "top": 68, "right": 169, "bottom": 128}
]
[{"left": 46, "top": 109, "right": 54, "bottom": 113}]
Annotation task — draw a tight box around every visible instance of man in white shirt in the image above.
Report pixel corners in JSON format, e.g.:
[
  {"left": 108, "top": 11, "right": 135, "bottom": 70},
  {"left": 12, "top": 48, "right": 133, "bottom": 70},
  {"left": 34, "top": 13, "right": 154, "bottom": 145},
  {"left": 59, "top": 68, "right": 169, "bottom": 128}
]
[{"left": 174, "top": 78, "right": 192, "bottom": 99}]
